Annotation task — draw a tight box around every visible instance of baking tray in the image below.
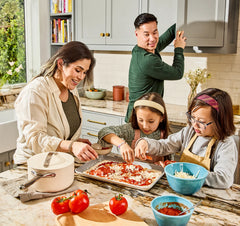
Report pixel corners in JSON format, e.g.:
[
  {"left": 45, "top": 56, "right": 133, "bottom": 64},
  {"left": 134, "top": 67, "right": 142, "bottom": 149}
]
[{"left": 75, "top": 155, "right": 164, "bottom": 191}]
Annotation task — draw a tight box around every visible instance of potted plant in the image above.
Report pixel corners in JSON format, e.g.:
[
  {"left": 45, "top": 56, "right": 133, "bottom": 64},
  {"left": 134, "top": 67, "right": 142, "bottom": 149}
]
[{"left": 184, "top": 68, "right": 211, "bottom": 107}]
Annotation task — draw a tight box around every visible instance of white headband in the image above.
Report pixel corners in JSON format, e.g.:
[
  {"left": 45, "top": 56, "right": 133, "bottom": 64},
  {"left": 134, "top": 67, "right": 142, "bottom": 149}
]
[{"left": 134, "top": 100, "right": 165, "bottom": 114}]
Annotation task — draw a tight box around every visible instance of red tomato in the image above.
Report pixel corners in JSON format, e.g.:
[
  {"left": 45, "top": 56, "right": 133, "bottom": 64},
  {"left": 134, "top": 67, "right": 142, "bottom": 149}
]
[
  {"left": 69, "top": 189, "right": 89, "bottom": 214},
  {"left": 164, "top": 160, "right": 176, "bottom": 166},
  {"left": 51, "top": 196, "right": 70, "bottom": 215},
  {"left": 109, "top": 194, "right": 128, "bottom": 215}
]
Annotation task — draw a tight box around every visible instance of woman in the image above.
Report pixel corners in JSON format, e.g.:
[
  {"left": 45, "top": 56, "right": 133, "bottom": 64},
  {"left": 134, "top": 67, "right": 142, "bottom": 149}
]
[
  {"left": 98, "top": 92, "right": 171, "bottom": 163},
  {"left": 14, "top": 41, "right": 98, "bottom": 164},
  {"left": 135, "top": 88, "right": 238, "bottom": 189}
]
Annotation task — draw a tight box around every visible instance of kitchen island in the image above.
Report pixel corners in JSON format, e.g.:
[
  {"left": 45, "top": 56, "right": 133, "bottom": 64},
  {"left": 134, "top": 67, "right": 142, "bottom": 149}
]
[{"left": 1, "top": 155, "right": 239, "bottom": 226}]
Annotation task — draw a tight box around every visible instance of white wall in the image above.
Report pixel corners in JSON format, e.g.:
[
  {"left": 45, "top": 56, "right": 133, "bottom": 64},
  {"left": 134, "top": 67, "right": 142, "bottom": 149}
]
[{"left": 93, "top": 52, "right": 207, "bottom": 106}]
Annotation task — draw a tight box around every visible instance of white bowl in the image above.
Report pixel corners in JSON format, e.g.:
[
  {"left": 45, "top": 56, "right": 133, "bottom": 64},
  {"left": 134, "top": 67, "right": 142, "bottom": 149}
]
[{"left": 85, "top": 89, "right": 106, "bottom": 100}]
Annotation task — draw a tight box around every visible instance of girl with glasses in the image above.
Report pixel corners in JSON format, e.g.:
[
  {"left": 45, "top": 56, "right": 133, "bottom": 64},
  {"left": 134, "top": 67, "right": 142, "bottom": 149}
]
[{"left": 135, "top": 88, "right": 238, "bottom": 189}]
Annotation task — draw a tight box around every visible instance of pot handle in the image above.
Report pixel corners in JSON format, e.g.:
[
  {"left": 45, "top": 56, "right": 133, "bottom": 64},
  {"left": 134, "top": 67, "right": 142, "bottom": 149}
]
[{"left": 19, "top": 171, "right": 56, "bottom": 190}]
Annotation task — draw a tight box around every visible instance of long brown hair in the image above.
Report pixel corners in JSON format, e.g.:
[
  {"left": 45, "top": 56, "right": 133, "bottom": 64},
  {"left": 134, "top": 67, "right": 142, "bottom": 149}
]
[
  {"left": 35, "top": 41, "right": 95, "bottom": 86},
  {"left": 130, "top": 92, "right": 170, "bottom": 138},
  {"left": 189, "top": 88, "right": 235, "bottom": 140}
]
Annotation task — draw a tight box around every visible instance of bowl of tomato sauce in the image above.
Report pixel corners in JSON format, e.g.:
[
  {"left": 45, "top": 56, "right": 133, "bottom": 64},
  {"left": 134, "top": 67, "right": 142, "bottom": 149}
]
[{"left": 151, "top": 195, "right": 194, "bottom": 226}]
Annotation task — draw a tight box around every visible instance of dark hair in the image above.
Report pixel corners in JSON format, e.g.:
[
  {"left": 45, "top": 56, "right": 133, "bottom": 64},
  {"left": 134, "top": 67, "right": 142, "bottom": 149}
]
[
  {"left": 129, "top": 92, "right": 169, "bottom": 138},
  {"left": 188, "top": 88, "right": 235, "bottom": 140},
  {"left": 134, "top": 13, "right": 158, "bottom": 29},
  {"left": 37, "top": 41, "right": 95, "bottom": 86}
]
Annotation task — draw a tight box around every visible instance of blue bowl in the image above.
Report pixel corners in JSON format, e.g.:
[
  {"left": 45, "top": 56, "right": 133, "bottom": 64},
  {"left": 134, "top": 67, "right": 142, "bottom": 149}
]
[
  {"left": 151, "top": 195, "right": 194, "bottom": 226},
  {"left": 164, "top": 162, "right": 208, "bottom": 195}
]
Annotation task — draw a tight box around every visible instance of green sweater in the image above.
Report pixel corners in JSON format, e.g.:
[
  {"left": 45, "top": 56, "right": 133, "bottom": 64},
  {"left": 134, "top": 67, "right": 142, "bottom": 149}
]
[
  {"left": 125, "top": 24, "right": 184, "bottom": 122},
  {"left": 98, "top": 123, "right": 161, "bottom": 147}
]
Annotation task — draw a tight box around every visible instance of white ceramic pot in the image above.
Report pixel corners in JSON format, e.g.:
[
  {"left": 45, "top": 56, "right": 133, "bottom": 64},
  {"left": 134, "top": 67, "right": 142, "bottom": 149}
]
[{"left": 26, "top": 152, "right": 74, "bottom": 192}]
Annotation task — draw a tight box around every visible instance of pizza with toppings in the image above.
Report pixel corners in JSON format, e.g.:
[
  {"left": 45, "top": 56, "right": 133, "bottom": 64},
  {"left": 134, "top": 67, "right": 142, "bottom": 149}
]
[{"left": 84, "top": 160, "right": 162, "bottom": 187}]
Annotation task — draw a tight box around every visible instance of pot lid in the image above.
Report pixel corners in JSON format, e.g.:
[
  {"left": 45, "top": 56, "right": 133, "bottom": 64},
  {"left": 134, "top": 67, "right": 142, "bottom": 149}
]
[{"left": 27, "top": 152, "right": 74, "bottom": 170}]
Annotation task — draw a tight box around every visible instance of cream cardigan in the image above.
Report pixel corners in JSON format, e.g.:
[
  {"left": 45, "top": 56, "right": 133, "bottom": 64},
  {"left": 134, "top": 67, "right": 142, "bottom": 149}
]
[{"left": 14, "top": 76, "right": 82, "bottom": 164}]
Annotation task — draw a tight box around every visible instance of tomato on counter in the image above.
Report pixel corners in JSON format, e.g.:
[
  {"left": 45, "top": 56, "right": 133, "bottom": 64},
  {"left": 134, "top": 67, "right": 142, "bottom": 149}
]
[
  {"left": 109, "top": 194, "right": 128, "bottom": 215},
  {"left": 51, "top": 196, "right": 70, "bottom": 215},
  {"left": 69, "top": 189, "right": 89, "bottom": 214},
  {"left": 51, "top": 189, "right": 89, "bottom": 215}
]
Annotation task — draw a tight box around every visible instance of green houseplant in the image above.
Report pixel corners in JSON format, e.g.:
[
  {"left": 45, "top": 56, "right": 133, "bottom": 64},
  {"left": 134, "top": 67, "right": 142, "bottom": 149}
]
[{"left": 0, "top": 0, "right": 26, "bottom": 88}]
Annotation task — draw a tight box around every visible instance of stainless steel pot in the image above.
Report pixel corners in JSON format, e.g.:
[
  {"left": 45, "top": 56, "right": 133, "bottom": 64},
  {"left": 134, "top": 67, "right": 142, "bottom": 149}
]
[{"left": 21, "top": 152, "right": 74, "bottom": 192}]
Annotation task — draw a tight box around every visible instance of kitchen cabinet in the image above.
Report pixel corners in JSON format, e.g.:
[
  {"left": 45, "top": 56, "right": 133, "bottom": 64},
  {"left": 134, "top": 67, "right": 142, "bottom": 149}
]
[
  {"left": 81, "top": 110, "right": 125, "bottom": 153},
  {"left": 75, "top": 0, "right": 141, "bottom": 51},
  {"left": 0, "top": 150, "right": 16, "bottom": 173},
  {"left": 177, "top": 0, "right": 239, "bottom": 53},
  {"left": 141, "top": 0, "right": 177, "bottom": 52},
  {"left": 49, "top": 0, "right": 75, "bottom": 55}
]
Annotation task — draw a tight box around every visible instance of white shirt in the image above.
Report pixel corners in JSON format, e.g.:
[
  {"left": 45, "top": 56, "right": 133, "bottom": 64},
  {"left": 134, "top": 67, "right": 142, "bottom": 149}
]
[{"left": 14, "top": 76, "right": 82, "bottom": 164}]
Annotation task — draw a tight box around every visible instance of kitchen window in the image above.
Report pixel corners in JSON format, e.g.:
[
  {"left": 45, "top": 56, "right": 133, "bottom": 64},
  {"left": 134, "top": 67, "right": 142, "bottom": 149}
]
[{"left": 0, "top": 0, "right": 26, "bottom": 88}]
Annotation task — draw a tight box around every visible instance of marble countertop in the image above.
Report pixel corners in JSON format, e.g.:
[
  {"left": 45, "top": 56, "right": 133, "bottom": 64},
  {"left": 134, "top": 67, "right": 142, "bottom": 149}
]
[
  {"left": 80, "top": 97, "right": 240, "bottom": 134},
  {"left": 1, "top": 157, "right": 240, "bottom": 226}
]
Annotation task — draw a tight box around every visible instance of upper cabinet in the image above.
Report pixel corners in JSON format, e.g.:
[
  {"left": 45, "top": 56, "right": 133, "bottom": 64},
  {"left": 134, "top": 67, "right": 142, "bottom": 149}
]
[
  {"left": 75, "top": 0, "right": 141, "bottom": 51},
  {"left": 177, "top": 0, "right": 239, "bottom": 53},
  {"left": 141, "top": 0, "right": 178, "bottom": 52},
  {"left": 73, "top": 0, "right": 239, "bottom": 53}
]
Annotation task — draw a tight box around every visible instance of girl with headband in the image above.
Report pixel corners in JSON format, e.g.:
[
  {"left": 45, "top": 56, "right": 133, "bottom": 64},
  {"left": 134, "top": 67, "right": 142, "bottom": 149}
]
[
  {"left": 135, "top": 88, "right": 238, "bottom": 188},
  {"left": 97, "top": 92, "right": 171, "bottom": 163}
]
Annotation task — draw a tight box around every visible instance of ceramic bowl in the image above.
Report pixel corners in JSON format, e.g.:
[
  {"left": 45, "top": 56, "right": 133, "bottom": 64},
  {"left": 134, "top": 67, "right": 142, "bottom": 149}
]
[
  {"left": 151, "top": 195, "right": 194, "bottom": 226},
  {"left": 91, "top": 143, "right": 113, "bottom": 155},
  {"left": 85, "top": 89, "right": 106, "bottom": 100},
  {"left": 164, "top": 162, "right": 208, "bottom": 195}
]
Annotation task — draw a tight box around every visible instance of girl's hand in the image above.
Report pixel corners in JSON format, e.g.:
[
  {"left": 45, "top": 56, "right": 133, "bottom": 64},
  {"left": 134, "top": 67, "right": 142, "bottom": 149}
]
[
  {"left": 174, "top": 30, "right": 186, "bottom": 49},
  {"left": 120, "top": 143, "right": 135, "bottom": 164},
  {"left": 72, "top": 142, "right": 98, "bottom": 161},
  {"left": 77, "top": 138, "right": 92, "bottom": 146},
  {"left": 135, "top": 139, "right": 149, "bottom": 160}
]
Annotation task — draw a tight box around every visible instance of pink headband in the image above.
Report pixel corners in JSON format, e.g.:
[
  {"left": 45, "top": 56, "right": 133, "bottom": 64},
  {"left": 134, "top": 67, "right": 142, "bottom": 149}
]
[{"left": 197, "top": 94, "right": 219, "bottom": 112}]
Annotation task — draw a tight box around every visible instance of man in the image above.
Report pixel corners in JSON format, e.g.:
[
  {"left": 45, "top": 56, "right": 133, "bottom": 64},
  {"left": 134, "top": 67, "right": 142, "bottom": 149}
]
[{"left": 125, "top": 13, "right": 186, "bottom": 122}]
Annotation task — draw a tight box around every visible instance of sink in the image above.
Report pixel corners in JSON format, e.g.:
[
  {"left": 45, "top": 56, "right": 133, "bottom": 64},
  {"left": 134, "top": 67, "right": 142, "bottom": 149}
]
[{"left": 0, "top": 109, "right": 18, "bottom": 154}]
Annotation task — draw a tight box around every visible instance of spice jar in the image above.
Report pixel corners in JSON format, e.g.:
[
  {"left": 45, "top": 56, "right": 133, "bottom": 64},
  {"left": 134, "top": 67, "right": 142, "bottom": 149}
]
[{"left": 113, "top": 85, "right": 124, "bottom": 101}]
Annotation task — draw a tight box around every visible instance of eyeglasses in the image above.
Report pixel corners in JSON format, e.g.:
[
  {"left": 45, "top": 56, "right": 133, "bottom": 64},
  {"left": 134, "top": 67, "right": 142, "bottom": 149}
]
[{"left": 186, "top": 112, "right": 213, "bottom": 130}]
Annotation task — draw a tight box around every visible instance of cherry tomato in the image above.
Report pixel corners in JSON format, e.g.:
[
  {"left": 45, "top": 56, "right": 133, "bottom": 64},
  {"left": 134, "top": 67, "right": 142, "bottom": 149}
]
[
  {"left": 69, "top": 189, "right": 89, "bottom": 214},
  {"left": 51, "top": 196, "right": 70, "bottom": 215},
  {"left": 164, "top": 160, "right": 176, "bottom": 166},
  {"left": 109, "top": 194, "right": 128, "bottom": 215}
]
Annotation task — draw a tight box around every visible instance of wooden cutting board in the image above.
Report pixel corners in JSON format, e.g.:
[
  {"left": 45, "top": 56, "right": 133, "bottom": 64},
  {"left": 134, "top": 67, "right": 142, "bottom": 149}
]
[{"left": 55, "top": 203, "right": 148, "bottom": 226}]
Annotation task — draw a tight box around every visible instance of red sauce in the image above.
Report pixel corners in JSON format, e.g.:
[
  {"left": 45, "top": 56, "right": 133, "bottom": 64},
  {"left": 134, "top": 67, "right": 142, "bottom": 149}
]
[{"left": 158, "top": 207, "right": 185, "bottom": 216}]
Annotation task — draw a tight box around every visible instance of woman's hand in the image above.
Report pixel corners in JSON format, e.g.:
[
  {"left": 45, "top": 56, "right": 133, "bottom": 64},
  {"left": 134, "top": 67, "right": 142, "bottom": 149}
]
[
  {"left": 174, "top": 30, "right": 186, "bottom": 49},
  {"left": 72, "top": 142, "right": 98, "bottom": 161},
  {"left": 119, "top": 143, "right": 135, "bottom": 164},
  {"left": 135, "top": 139, "right": 149, "bottom": 160}
]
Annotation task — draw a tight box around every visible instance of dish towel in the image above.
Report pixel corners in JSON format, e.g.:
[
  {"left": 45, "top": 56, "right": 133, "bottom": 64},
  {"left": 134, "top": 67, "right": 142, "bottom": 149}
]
[{"left": 0, "top": 174, "right": 79, "bottom": 202}]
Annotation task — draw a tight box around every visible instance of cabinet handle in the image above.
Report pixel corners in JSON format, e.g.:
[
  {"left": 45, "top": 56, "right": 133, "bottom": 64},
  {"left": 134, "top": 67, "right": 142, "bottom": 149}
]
[
  {"left": 106, "top": 33, "right": 110, "bottom": 37},
  {"left": 87, "top": 132, "right": 98, "bottom": 137},
  {"left": 5, "top": 161, "right": 11, "bottom": 167},
  {"left": 87, "top": 119, "right": 106, "bottom": 125},
  {"left": 100, "top": 33, "right": 105, "bottom": 37}
]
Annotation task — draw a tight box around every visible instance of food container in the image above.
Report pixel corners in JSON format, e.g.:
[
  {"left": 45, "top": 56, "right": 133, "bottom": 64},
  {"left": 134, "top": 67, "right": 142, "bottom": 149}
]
[
  {"left": 91, "top": 143, "right": 113, "bottom": 155},
  {"left": 151, "top": 195, "right": 194, "bottom": 226},
  {"left": 113, "top": 85, "right": 124, "bottom": 101},
  {"left": 164, "top": 162, "right": 208, "bottom": 195},
  {"left": 25, "top": 152, "right": 74, "bottom": 192},
  {"left": 85, "top": 88, "right": 106, "bottom": 100}
]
